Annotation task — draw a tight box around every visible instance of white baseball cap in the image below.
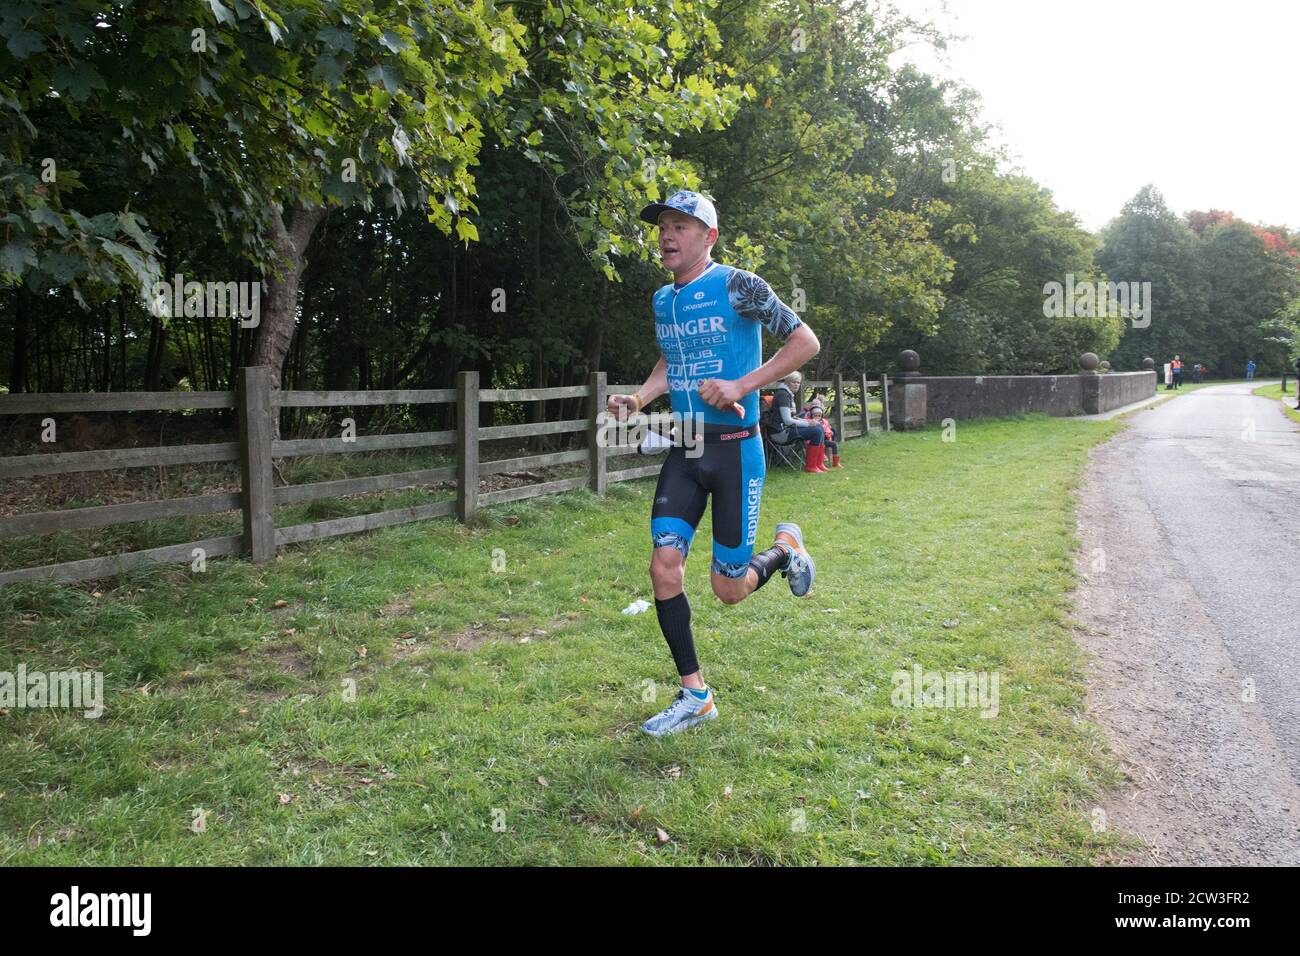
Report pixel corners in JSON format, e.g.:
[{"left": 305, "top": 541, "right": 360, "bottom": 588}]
[{"left": 639, "top": 189, "right": 718, "bottom": 231}]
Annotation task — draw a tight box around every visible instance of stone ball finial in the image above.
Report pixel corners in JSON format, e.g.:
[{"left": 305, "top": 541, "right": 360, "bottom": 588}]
[
  {"left": 1142, "top": 357, "right": 1155, "bottom": 370},
  {"left": 1079, "top": 352, "right": 1100, "bottom": 372},
  {"left": 1099, "top": 360, "right": 1111, "bottom": 371},
  {"left": 898, "top": 349, "right": 921, "bottom": 373}
]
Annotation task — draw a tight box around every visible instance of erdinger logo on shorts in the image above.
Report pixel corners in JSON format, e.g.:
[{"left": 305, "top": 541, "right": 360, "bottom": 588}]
[{"left": 745, "top": 477, "right": 762, "bottom": 545}]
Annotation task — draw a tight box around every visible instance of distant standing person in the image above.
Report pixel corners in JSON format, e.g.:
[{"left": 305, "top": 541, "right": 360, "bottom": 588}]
[
  {"left": 1172, "top": 355, "right": 1183, "bottom": 388},
  {"left": 1246, "top": 359, "right": 1257, "bottom": 382}
]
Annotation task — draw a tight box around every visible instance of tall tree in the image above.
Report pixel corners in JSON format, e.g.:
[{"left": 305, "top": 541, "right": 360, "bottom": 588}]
[{"left": 1097, "top": 185, "right": 1204, "bottom": 371}]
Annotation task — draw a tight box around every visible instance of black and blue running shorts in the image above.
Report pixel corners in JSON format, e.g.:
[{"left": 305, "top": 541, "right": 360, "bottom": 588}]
[{"left": 649, "top": 425, "right": 766, "bottom": 578}]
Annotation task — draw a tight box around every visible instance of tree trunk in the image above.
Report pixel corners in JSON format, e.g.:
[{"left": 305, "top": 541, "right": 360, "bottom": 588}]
[
  {"left": 101, "top": 302, "right": 112, "bottom": 390},
  {"left": 570, "top": 281, "right": 607, "bottom": 425},
  {"left": 117, "top": 297, "right": 128, "bottom": 390},
  {"left": 285, "top": 283, "right": 310, "bottom": 433},
  {"left": 527, "top": 175, "right": 546, "bottom": 448},
  {"left": 10, "top": 286, "right": 29, "bottom": 393},
  {"left": 250, "top": 204, "right": 328, "bottom": 389},
  {"left": 144, "top": 316, "right": 164, "bottom": 390},
  {"left": 585, "top": 281, "right": 607, "bottom": 374},
  {"left": 77, "top": 306, "right": 88, "bottom": 390}
]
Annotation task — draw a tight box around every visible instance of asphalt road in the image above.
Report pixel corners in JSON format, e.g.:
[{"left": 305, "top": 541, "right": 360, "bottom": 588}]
[{"left": 1075, "top": 382, "right": 1300, "bottom": 864}]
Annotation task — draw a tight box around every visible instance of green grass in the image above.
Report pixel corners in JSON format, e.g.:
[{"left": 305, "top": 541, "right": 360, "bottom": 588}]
[
  {"left": 1252, "top": 383, "right": 1300, "bottom": 424},
  {"left": 0, "top": 414, "right": 1133, "bottom": 865}
]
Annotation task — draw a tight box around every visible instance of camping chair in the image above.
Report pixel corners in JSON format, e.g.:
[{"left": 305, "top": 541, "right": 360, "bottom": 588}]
[
  {"left": 764, "top": 422, "right": 806, "bottom": 470},
  {"left": 759, "top": 390, "right": 805, "bottom": 470}
]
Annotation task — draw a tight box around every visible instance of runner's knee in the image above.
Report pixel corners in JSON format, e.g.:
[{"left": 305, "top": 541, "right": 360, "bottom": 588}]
[
  {"left": 710, "top": 572, "right": 748, "bottom": 605},
  {"left": 650, "top": 545, "right": 685, "bottom": 590},
  {"left": 709, "top": 558, "right": 751, "bottom": 605}
]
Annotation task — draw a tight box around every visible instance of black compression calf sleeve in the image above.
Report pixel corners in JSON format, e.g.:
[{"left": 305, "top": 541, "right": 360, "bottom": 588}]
[
  {"left": 655, "top": 592, "right": 698, "bottom": 676},
  {"left": 748, "top": 544, "right": 790, "bottom": 591}
]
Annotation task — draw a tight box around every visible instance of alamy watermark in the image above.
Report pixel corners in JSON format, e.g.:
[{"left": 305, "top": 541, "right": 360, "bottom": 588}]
[
  {"left": 891, "top": 664, "right": 999, "bottom": 719},
  {"left": 1043, "top": 275, "right": 1151, "bottom": 328},
  {"left": 49, "top": 886, "right": 150, "bottom": 936},
  {"left": 1, "top": 665, "right": 103, "bottom": 718},
  {"left": 146, "top": 273, "right": 261, "bottom": 326},
  {"left": 596, "top": 410, "right": 713, "bottom": 459}
]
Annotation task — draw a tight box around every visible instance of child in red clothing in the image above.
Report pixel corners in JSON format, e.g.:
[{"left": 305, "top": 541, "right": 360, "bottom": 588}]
[{"left": 806, "top": 400, "right": 842, "bottom": 468}]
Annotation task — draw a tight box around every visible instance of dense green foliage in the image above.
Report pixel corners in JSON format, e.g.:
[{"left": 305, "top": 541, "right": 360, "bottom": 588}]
[
  {"left": 1098, "top": 188, "right": 1299, "bottom": 375},
  {"left": 2, "top": 1, "right": 1296, "bottom": 401}
]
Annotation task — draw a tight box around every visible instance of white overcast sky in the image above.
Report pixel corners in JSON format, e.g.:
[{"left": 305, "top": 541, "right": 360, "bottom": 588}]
[{"left": 885, "top": 0, "right": 1299, "bottom": 233}]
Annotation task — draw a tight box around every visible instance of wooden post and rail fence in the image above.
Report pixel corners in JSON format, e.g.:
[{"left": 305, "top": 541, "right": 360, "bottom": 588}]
[{"left": 0, "top": 370, "right": 890, "bottom": 586}]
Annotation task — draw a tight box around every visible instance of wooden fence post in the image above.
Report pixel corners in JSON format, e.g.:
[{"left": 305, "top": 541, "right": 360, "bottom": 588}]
[
  {"left": 588, "top": 371, "right": 608, "bottom": 496},
  {"left": 880, "top": 372, "right": 892, "bottom": 431},
  {"left": 237, "top": 366, "right": 275, "bottom": 562},
  {"left": 860, "top": 372, "right": 871, "bottom": 435},
  {"left": 833, "top": 372, "right": 845, "bottom": 442},
  {"left": 457, "top": 370, "right": 479, "bottom": 523}
]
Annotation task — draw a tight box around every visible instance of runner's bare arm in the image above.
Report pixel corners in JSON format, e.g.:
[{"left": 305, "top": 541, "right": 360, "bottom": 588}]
[
  {"left": 733, "top": 324, "right": 820, "bottom": 398},
  {"left": 607, "top": 353, "right": 668, "bottom": 415}
]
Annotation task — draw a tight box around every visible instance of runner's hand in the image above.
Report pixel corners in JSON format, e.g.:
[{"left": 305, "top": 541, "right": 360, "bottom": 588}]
[
  {"left": 608, "top": 393, "right": 640, "bottom": 417},
  {"left": 697, "top": 378, "right": 745, "bottom": 412}
]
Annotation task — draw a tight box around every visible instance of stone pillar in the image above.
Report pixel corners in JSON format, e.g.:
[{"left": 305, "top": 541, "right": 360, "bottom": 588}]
[
  {"left": 1079, "top": 352, "right": 1101, "bottom": 414},
  {"left": 888, "top": 349, "right": 927, "bottom": 430}
]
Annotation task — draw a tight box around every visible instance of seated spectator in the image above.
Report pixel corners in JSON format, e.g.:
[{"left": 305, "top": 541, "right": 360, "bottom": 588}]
[{"left": 772, "top": 371, "right": 828, "bottom": 473}]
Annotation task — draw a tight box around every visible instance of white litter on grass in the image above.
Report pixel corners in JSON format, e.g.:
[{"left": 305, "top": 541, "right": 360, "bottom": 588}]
[{"left": 621, "top": 599, "right": 651, "bottom": 615}]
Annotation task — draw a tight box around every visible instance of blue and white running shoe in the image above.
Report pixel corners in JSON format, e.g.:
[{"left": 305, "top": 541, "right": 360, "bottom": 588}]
[
  {"left": 775, "top": 522, "right": 815, "bottom": 598},
  {"left": 641, "top": 687, "right": 718, "bottom": 737}
]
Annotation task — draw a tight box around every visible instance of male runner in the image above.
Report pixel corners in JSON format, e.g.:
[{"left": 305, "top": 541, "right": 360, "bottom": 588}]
[{"left": 606, "top": 189, "right": 821, "bottom": 737}]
